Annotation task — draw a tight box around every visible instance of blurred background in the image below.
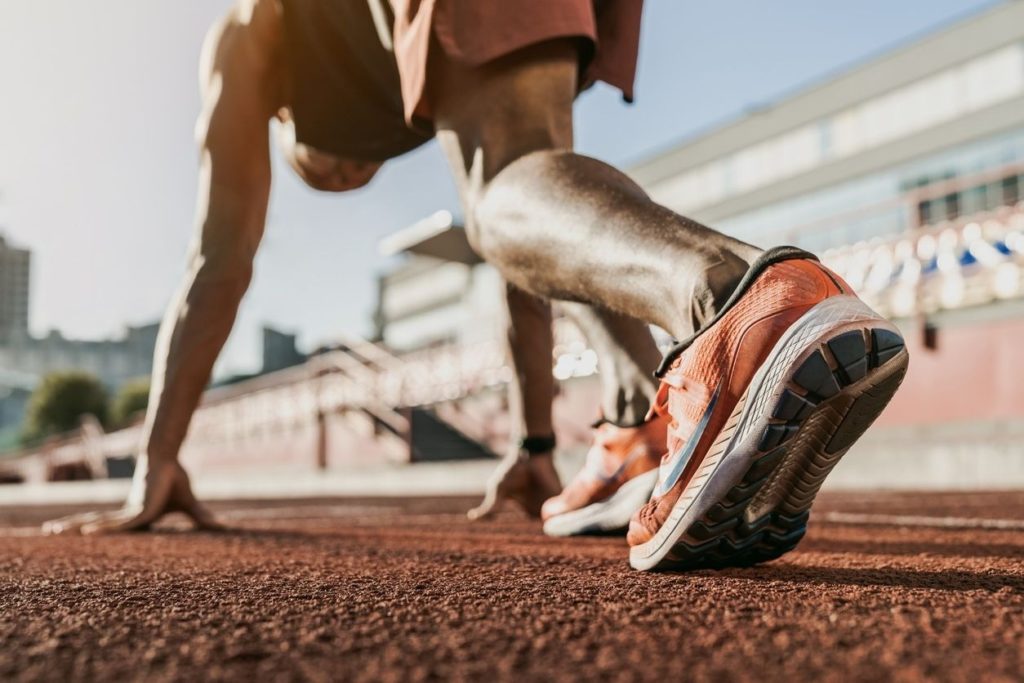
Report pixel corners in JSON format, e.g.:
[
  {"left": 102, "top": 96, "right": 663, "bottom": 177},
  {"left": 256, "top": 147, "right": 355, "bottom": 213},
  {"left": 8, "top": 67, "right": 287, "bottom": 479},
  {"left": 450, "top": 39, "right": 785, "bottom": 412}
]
[{"left": 1, "top": 0, "right": 1022, "bottom": 499}]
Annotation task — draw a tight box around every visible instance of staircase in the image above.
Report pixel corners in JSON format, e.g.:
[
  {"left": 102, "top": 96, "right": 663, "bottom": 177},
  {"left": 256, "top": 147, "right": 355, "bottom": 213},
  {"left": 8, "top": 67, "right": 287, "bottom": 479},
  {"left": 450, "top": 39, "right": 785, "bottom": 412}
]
[{"left": 409, "top": 408, "right": 497, "bottom": 462}]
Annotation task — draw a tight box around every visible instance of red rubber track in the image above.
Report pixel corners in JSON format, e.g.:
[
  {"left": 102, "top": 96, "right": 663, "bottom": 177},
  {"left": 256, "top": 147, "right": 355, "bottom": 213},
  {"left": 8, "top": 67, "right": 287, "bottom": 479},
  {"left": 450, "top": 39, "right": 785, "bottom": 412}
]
[{"left": 2, "top": 491, "right": 1023, "bottom": 682}]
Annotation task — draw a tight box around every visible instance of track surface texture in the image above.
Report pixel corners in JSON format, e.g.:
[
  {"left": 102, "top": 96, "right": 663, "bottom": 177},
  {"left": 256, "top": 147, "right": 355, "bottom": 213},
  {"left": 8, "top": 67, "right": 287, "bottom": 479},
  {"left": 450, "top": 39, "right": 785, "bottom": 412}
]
[{"left": 2, "top": 491, "right": 1023, "bottom": 682}]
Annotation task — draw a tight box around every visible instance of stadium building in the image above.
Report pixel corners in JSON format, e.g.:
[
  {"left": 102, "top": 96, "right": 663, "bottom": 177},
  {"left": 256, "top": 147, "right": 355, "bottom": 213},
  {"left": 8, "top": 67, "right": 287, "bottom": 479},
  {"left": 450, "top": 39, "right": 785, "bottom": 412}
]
[
  {"left": 629, "top": 0, "right": 1024, "bottom": 483},
  {"left": 374, "top": 211, "right": 504, "bottom": 353}
]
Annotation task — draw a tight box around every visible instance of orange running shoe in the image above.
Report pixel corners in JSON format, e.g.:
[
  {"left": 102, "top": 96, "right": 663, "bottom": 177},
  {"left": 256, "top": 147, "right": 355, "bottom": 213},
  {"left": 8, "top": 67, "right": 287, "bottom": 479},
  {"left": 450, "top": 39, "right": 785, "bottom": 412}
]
[
  {"left": 541, "top": 413, "right": 670, "bottom": 537},
  {"left": 628, "top": 247, "right": 909, "bottom": 571}
]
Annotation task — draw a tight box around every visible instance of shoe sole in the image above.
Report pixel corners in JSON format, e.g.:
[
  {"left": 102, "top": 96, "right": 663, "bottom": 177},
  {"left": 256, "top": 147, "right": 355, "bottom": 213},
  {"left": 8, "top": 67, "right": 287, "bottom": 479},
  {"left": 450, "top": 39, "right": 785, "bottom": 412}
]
[
  {"left": 629, "top": 295, "right": 909, "bottom": 571},
  {"left": 543, "top": 469, "right": 660, "bottom": 537}
]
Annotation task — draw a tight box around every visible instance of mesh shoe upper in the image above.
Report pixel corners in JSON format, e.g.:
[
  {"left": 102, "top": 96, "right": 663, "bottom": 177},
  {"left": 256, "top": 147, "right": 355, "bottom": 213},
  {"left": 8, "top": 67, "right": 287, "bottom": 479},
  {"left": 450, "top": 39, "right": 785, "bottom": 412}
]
[{"left": 541, "top": 413, "right": 669, "bottom": 521}]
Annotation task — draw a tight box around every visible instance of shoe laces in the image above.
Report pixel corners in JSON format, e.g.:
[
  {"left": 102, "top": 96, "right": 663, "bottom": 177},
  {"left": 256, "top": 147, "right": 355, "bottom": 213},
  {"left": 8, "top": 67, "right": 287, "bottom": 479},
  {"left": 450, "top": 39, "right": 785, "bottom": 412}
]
[
  {"left": 581, "top": 423, "right": 621, "bottom": 478},
  {"left": 653, "top": 359, "right": 711, "bottom": 460}
]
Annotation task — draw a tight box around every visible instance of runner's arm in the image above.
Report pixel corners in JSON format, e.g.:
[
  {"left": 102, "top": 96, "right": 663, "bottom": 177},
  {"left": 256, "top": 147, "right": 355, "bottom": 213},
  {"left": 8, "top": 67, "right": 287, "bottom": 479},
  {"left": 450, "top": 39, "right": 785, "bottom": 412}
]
[
  {"left": 43, "top": 5, "right": 282, "bottom": 534},
  {"left": 141, "top": 8, "right": 278, "bottom": 469}
]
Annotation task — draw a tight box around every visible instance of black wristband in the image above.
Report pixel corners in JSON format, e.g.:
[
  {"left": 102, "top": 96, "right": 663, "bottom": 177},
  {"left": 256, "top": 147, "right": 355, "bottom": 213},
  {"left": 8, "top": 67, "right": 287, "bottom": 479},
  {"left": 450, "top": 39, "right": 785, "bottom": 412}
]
[{"left": 519, "top": 435, "right": 557, "bottom": 456}]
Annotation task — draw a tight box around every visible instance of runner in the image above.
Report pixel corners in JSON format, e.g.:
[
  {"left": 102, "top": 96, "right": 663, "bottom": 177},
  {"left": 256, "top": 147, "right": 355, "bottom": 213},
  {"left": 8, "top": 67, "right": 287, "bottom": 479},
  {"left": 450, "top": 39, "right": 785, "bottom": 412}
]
[{"left": 44, "top": 0, "right": 908, "bottom": 570}]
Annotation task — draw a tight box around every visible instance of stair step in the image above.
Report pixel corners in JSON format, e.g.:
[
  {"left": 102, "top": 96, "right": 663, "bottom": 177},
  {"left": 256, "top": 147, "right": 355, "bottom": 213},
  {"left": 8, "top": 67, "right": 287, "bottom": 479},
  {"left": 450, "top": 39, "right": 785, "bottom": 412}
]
[{"left": 410, "top": 408, "right": 496, "bottom": 462}]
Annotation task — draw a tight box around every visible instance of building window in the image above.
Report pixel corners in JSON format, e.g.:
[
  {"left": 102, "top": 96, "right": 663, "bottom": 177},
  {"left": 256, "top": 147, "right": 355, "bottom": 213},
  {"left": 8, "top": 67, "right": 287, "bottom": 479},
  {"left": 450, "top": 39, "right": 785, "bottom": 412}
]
[
  {"left": 1003, "top": 174, "right": 1022, "bottom": 205},
  {"left": 915, "top": 170, "right": 1022, "bottom": 227},
  {"left": 654, "top": 42, "right": 1024, "bottom": 214}
]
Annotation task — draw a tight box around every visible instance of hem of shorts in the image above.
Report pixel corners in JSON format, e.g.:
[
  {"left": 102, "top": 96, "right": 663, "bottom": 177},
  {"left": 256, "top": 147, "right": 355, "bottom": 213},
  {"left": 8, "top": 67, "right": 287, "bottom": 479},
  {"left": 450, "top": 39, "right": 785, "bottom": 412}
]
[{"left": 406, "top": 26, "right": 601, "bottom": 123}]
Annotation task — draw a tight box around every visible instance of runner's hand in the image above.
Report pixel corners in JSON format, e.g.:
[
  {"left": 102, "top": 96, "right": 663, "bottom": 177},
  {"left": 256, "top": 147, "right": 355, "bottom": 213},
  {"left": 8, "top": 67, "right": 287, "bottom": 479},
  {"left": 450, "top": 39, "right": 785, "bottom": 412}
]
[
  {"left": 468, "top": 450, "right": 561, "bottom": 521},
  {"left": 42, "top": 455, "right": 223, "bottom": 535}
]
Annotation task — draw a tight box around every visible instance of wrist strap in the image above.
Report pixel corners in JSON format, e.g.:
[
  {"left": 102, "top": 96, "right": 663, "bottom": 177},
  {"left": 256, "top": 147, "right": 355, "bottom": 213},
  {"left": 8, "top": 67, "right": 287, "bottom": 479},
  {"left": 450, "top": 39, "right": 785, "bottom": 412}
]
[{"left": 519, "top": 434, "right": 557, "bottom": 456}]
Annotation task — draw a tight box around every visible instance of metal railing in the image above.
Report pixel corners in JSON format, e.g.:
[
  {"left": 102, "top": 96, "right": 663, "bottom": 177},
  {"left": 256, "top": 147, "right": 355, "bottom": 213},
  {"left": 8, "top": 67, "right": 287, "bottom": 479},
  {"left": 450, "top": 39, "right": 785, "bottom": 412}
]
[
  {"left": 777, "top": 161, "right": 1024, "bottom": 248},
  {"left": 0, "top": 333, "right": 513, "bottom": 482},
  {"left": 822, "top": 201, "right": 1024, "bottom": 318}
]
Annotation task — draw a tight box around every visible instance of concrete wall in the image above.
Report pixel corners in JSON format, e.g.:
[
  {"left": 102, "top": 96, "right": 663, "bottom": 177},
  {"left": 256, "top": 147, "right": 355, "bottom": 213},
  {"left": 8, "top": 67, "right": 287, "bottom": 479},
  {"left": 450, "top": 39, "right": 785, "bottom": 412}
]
[{"left": 879, "top": 313, "right": 1024, "bottom": 427}]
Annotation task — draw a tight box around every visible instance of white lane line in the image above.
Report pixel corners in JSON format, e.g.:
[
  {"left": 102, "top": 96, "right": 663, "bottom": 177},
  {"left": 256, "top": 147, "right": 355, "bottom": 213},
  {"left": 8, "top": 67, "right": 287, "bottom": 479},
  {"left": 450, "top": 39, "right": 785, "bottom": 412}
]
[
  {"left": 0, "top": 505, "right": 408, "bottom": 537},
  {"left": 216, "top": 504, "right": 403, "bottom": 521},
  {"left": 821, "top": 511, "right": 1024, "bottom": 531},
  {"left": 0, "top": 527, "right": 42, "bottom": 538}
]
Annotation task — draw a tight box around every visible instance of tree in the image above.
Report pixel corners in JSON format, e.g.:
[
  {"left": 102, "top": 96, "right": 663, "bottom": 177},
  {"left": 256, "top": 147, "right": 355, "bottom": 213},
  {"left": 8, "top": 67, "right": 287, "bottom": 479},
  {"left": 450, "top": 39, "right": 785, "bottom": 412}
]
[
  {"left": 110, "top": 378, "right": 151, "bottom": 428},
  {"left": 21, "top": 371, "right": 108, "bottom": 445}
]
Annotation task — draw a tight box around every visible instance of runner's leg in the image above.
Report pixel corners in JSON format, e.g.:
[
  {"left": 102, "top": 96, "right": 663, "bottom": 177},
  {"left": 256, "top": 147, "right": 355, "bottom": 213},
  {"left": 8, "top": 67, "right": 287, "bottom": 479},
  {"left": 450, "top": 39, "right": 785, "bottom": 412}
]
[
  {"left": 469, "top": 284, "right": 561, "bottom": 519},
  {"left": 432, "top": 40, "right": 760, "bottom": 342},
  {"left": 558, "top": 303, "right": 660, "bottom": 426}
]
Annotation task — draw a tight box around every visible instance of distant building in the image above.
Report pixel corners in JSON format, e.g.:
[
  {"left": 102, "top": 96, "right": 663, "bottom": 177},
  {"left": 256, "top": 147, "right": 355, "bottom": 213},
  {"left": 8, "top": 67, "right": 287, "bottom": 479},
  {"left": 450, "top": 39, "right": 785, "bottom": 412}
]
[
  {"left": 374, "top": 211, "right": 505, "bottom": 353},
  {"left": 0, "top": 323, "right": 159, "bottom": 437},
  {"left": 630, "top": 2, "right": 1024, "bottom": 256},
  {"left": 628, "top": 1, "right": 1024, "bottom": 447},
  {"left": 0, "top": 234, "right": 30, "bottom": 343},
  {"left": 0, "top": 368, "right": 33, "bottom": 448},
  {"left": 0, "top": 325, "right": 158, "bottom": 440},
  {"left": 0, "top": 233, "right": 162, "bottom": 439},
  {"left": 261, "top": 325, "right": 306, "bottom": 374},
  {"left": 0, "top": 233, "right": 160, "bottom": 396},
  {"left": 0, "top": 323, "right": 159, "bottom": 391}
]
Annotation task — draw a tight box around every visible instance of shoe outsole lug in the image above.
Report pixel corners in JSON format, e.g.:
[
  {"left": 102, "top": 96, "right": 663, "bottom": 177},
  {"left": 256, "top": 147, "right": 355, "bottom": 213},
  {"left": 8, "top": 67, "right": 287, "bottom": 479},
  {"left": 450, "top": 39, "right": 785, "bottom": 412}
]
[
  {"left": 871, "top": 328, "right": 904, "bottom": 351},
  {"left": 760, "top": 423, "right": 798, "bottom": 449},
  {"left": 825, "top": 369, "right": 904, "bottom": 455},
  {"left": 758, "top": 424, "right": 785, "bottom": 450},
  {"left": 842, "top": 357, "right": 869, "bottom": 383},
  {"left": 743, "top": 448, "right": 785, "bottom": 482},
  {"left": 871, "top": 329, "right": 906, "bottom": 369},
  {"left": 724, "top": 479, "right": 764, "bottom": 503},
  {"left": 873, "top": 346, "right": 905, "bottom": 367},
  {"left": 646, "top": 323, "right": 908, "bottom": 572},
  {"left": 774, "top": 389, "right": 816, "bottom": 421},
  {"left": 827, "top": 331, "right": 866, "bottom": 368},
  {"left": 705, "top": 499, "right": 748, "bottom": 523},
  {"left": 687, "top": 517, "right": 739, "bottom": 541},
  {"left": 735, "top": 515, "right": 771, "bottom": 536},
  {"left": 792, "top": 351, "right": 841, "bottom": 398}
]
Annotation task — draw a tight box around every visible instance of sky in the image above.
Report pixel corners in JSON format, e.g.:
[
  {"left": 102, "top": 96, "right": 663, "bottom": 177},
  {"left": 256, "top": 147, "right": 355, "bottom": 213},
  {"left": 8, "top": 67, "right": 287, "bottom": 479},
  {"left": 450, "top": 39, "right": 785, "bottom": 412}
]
[{"left": 0, "top": 0, "right": 1003, "bottom": 376}]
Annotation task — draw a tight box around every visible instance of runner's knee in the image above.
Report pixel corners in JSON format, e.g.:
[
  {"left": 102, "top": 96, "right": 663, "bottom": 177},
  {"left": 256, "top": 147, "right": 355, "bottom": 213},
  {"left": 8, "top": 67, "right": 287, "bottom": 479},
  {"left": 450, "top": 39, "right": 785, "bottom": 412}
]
[{"left": 469, "top": 149, "right": 573, "bottom": 255}]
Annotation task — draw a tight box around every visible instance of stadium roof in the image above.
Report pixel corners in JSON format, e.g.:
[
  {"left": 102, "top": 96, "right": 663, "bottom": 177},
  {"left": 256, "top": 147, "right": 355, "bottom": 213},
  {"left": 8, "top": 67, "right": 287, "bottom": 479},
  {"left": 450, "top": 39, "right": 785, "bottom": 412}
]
[{"left": 378, "top": 210, "right": 482, "bottom": 265}]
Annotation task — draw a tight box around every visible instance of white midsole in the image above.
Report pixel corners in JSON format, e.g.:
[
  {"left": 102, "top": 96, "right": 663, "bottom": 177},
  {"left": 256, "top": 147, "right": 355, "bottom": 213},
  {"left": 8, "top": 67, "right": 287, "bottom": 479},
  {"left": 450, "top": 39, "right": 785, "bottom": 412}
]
[
  {"left": 543, "top": 468, "right": 660, "bottom": 537},
  {"left": 629, "top": 295, "right": 889, "bottom": 570}
]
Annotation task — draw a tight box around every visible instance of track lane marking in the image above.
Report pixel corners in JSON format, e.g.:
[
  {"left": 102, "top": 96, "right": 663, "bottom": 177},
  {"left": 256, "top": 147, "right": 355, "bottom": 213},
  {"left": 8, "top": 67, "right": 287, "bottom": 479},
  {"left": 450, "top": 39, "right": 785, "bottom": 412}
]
[
  {"left": 216, "top": 504, "right": 403, "bottom": 520},
  {"left": 6, "top": 508, "right": 1024, "bottom": 537},
  {"left": 821, "top": 511, "right": 1024, "bottom": 530},
  {"left": 0, "top": 504, "right": 408, "bottom": 537}
]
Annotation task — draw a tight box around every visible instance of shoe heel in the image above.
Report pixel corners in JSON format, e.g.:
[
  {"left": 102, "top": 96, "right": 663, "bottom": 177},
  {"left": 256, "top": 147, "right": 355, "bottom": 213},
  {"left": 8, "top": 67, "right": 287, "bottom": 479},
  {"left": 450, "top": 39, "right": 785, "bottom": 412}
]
[{"left": 738, "top": 321, "right": 910, "bottom": 562}]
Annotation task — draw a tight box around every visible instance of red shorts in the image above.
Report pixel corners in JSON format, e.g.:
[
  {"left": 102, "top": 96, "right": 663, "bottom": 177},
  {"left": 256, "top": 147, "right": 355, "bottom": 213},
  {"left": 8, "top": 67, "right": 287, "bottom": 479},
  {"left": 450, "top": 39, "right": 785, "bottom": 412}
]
[
  {"left": 392, "top": 0, "right": 643, "bottom": 122},
  {"left": 279, "top": 0, "right": 643, "bottom": 161}
]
